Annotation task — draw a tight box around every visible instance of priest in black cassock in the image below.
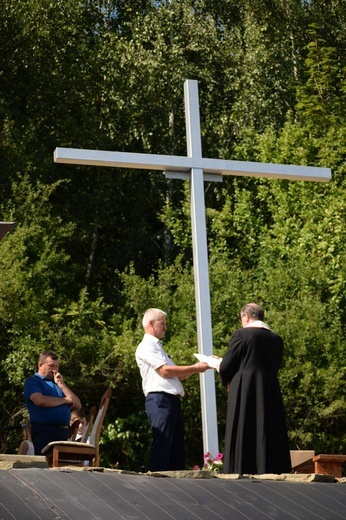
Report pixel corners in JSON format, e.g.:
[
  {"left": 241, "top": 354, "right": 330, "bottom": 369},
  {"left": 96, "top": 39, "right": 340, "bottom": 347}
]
[{"left": 219, "top": 303, "right": 292, "bottom": 475}]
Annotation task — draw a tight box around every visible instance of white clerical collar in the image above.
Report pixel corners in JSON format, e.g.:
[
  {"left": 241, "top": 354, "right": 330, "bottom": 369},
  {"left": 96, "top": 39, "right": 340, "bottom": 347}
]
[{"left": 244, "top": 320, "right": 271, "bottom": 330}]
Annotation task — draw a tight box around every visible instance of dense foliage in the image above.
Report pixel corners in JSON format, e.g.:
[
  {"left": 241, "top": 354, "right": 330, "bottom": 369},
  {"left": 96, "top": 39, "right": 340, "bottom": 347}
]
[{"left": 0, "top": 0, "right": 345, "bottom": 470}]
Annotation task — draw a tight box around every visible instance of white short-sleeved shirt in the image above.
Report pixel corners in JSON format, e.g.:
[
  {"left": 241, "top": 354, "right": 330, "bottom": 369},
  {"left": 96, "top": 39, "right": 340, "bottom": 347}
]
[{"left": 135, "top": 333, "right": 184, "bottom": 397}]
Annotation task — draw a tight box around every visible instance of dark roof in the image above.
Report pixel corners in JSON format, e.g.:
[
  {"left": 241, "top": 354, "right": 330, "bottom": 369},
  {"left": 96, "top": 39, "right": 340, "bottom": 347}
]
[{"left": 0, "top": 468, "right": 345, "bottom": 519}]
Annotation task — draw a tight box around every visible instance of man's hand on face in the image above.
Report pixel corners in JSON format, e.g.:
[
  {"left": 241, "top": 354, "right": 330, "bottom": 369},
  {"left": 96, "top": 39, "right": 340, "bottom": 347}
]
[{"left": 53, "top": 370, "right": 64, "bottom": 386}]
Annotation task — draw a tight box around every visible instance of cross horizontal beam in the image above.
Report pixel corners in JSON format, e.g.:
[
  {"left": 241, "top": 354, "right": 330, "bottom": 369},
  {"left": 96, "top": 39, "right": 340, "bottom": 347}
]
[{"left": 54, "top": 148, "right": 331, "bottom": 183}]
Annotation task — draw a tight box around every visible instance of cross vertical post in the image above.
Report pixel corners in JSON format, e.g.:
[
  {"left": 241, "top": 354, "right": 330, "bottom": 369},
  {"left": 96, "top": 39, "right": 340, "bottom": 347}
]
[{"left": 184, "top": 80, "right": 219, "bottom": 457}]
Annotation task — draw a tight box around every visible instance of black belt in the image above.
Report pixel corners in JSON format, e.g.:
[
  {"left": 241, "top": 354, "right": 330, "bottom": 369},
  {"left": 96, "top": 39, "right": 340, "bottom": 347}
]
[
  {"left": 31, "top": 422, "right": 69, "bottom": 429},
  {"left": 147, "top": 391, "right": 181, "bottom": 400}
]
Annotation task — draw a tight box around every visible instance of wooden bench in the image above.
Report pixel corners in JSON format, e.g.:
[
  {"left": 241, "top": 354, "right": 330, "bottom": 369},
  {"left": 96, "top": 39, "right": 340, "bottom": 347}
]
[
  {"left": 292, "top": 453, "right": 346, "bottom": 478},
  {"left": 312, "top": 454, "right": 346, "bottom": 478}
]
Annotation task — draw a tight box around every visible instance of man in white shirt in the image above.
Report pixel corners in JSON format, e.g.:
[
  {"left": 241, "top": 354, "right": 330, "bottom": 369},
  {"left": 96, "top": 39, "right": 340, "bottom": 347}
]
[{"left": 136, "top": 308, "right": 210, "bottom": 471}]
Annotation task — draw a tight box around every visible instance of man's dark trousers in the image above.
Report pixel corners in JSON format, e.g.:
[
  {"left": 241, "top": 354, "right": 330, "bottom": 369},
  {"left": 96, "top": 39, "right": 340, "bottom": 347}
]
[{"left": 145, "top": 392, "right": 185, "bottom": 471}]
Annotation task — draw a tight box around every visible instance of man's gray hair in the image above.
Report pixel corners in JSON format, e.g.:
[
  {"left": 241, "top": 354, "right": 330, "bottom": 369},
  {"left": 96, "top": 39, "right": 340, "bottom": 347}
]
[
  {"left": 241, "top": 303, "right": 264, "bottom": 321},
  {"left": 142, "top": 308, "right": 167, "bottom": 329}
]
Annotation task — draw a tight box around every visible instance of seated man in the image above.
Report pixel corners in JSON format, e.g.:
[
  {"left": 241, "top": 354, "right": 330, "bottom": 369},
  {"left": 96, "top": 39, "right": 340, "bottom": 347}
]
[{"left": 24, "top": 350, "right": 81, "bottom": 456}]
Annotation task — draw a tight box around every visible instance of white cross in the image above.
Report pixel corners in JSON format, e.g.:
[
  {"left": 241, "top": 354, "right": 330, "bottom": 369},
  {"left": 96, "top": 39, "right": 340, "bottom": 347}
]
[{"left": 54, "top": 79, "right": 331, "bottom": 458}]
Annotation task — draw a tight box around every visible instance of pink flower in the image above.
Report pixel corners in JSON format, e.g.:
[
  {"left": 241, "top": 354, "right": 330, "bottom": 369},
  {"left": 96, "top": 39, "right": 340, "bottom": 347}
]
[{"left": 193, "top": 453, "right": 223, "bottom": 473}]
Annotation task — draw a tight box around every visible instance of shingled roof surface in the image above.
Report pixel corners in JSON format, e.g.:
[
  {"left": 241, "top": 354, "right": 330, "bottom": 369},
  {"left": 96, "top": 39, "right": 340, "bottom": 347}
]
[{"left": 0, "top": 468, "right": 345, "bottom": 520}]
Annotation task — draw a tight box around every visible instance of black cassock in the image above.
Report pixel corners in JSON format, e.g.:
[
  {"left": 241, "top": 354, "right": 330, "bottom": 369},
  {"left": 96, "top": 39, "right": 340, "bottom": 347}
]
[{"left": 219, "top": 326, "right": 292, "bottom": 475}]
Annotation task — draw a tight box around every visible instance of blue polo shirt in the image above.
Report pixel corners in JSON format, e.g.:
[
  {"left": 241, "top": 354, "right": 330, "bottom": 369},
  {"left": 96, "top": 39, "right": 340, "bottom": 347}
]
[{"left": 24, "top": 374, "right": 71, "bottom": 425}]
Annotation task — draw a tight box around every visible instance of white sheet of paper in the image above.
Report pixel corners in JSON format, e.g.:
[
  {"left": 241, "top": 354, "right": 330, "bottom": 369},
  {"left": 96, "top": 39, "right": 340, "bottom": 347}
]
[{"left": 194, "top": 353, "right": 222, "bottom": 369}]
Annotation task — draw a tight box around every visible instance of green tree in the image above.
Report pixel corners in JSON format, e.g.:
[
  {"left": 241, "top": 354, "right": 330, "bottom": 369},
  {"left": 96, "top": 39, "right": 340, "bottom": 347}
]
[{"left": 1, "top": 0, "right": 346, "bottom": 468}]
